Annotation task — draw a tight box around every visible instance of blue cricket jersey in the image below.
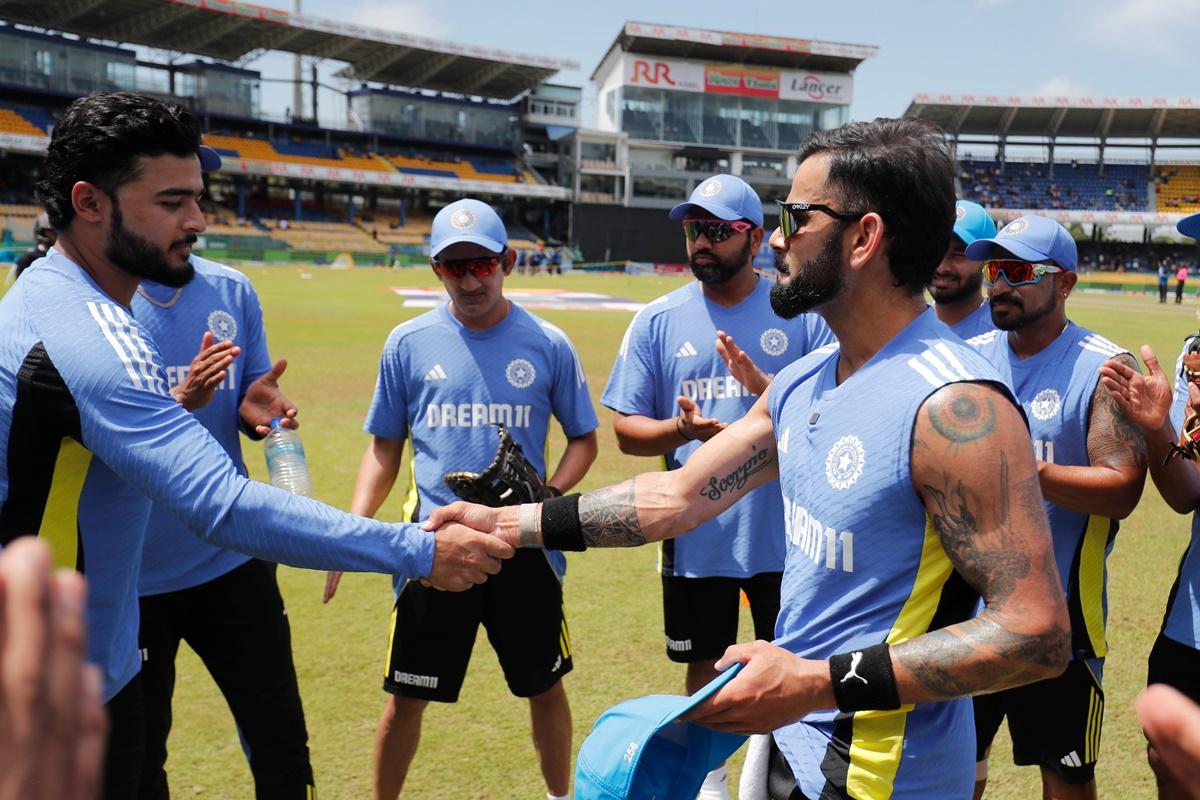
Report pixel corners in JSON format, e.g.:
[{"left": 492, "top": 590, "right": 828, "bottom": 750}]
[
  {"left": 364, "top": 301, "right": 598, "bottom": 584},
  {"left": 600, "top": 277, "right": 835, "bottom": 578},
  {"left": 948, "top": 300, "right": 995, "bottom": 340},
  {"left": 770, "top": 308, "right": 1011, "bottom": 799},
  {"left": 1166, "top": 336, "right": 1200, "bottom": 650},
  {"left": 134, "top": 258, "right": 272, "bottom": 596},
  {"left": 968, "top": 323, "right": 1127, "bottom": 662},
  {"left": 0, "top": 249, "right": 437, "bottom": 701}
]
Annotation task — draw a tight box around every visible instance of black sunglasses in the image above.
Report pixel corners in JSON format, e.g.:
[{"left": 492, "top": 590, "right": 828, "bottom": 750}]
[{"left": 776, "top": 200, "right": 864, "bottom": 238}]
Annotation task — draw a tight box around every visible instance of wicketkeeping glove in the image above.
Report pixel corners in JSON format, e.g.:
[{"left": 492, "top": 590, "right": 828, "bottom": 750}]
[
  {"left": 443, "top": 424, "right": 559, "bottom": 507},
  {"left": 1169, "top": 333, "right": 1200, "bottom": 463}
]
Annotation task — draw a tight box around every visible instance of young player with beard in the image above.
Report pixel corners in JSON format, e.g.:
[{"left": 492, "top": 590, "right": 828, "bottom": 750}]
[
  {"left": 435, "top": 119, "right": 1069, "bottom": 799},
  {"left": 0, "top": 92, "right": 509, "bottom": 799},
  {"left": 964, "top": 215, "right": 1147, "bottom": 800},
  {"left": 928, "top": 200, "right": 997, "bottom": 339},
  {"left": 601, "top": 175, "right": 833, "bottom": 798}
]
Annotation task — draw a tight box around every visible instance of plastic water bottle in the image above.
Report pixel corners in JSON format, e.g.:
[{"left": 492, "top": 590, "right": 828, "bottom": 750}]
[{"left": 263, "top": 417, "right": 312, "bottom": 496}]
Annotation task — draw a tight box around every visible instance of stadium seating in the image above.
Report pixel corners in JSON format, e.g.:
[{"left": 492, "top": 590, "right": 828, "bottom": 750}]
[
  {"left": 0, "top": 104, "right": 48, "bottom": 137},
  {"left": 1155, "top": 165, "right": 1200, "bottom": 213},
  {"left": 371, "top": 212, "right": 433, "bottom": 247},
  {"left": 202, "top": 134, "right": 394, "bottom": 172},
  {"left": 385, "top": 153, "right": 526, "bottom": 184},
  {"left": 258, "top": 219, "right": 388, "bottom": 254},
  {"left": 959, "top": 159, "right": 1150, "bottom": 212}
]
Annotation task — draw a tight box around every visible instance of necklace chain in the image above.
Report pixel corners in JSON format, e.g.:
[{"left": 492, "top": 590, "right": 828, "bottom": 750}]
[{"left": 135, "top": 285, "right": 183, "bottom": 308}]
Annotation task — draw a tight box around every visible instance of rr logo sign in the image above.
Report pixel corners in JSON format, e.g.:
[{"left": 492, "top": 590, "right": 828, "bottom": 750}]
[{"left": 630, "top": 59, "right": 676, "bottom": 86}]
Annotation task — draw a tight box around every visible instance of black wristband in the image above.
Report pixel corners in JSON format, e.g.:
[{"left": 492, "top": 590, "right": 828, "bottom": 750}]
[
  {"left": 829, "top": 643, "right": 900, "bottom": 712},
  {"left": 544, "top": 485, "right": 563, "bottom": 498},
  {"left": 540, "top": 493, "right": 586, "bottom": 551}
]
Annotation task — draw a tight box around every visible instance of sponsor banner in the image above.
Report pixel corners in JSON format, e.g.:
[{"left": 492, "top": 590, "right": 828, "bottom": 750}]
[
  {"left": 624, "top": 57, "right": 705, "bottom": 92},
  {"left": 0, "top": 133, "right": 48, "bottom": 155},
  {"left": 389, "top": 287, "right": 646, "bottom": 312},
  {"left": 987, "top": 207, "right": 1191, "bottom": 226},
  {"left": 221, "top": 158, "right": 572, "bottom": 200},
  {"left": 704, "top": 65, "right": 780, "bottom": 98},
  {"left": 779, "top": 70, "right": 854, "bottom": 104},
  {"left": 914, "top": 93, "right": 1199, "bottom": 109}
]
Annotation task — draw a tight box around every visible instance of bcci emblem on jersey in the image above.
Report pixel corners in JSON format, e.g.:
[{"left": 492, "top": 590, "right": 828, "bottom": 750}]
[
  {"left": 760, "top": 328, "right": 789, "bottom": 357},
  {"left": 206, "top": 309, "right": 237, "bottom": 341},
  {"left": 825, "top": 435, "right": 866, "bottom": 490},
  {"left": 505, "top": 358, "right": 536, "bottom": 388},
  {"left": 1031, "top": 388, "right": 1062, "bottom": 421}
]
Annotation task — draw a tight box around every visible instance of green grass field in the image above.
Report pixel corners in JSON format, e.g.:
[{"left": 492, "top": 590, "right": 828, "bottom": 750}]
[{"left": 33, "top": 265, "right": 1200, "bottom": 798}]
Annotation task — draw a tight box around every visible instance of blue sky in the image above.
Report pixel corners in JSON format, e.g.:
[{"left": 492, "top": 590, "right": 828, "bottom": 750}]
[{"left": 239, "top": 0, "right": 1198, "bottom": 127}]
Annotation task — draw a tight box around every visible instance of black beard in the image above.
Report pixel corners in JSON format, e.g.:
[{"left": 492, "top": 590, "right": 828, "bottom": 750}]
[
  {"left": 930, "top": 269, "right": 983, "bottom": 305},
  {"left": 689, "top": 236, "right": 751, "bottom": 285},
  {"left": 990, "top": 286, "right": 1058, "bottom": 331},
  {"left": 107, "top": 201, "right": 196, "bottom": 289},
  {"left": 769, "top": 225, "right": 845, "bottom": 318}
]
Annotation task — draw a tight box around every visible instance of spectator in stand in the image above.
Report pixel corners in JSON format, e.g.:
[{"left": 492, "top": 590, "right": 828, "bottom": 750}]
[{"left": 1178, "top": 263, "right": 1189, "bottom": 304}]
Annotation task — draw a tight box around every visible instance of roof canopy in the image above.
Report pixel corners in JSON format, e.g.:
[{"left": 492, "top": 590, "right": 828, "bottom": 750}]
[
  {"left": 592, "top": 21, "right": 876, "bottom": 79},
  {"left": 905, "top": 94, "right": 1200, "bottom": 140},
  {"left": 10, "top": 0, "right": 577, "bottom": 100}
]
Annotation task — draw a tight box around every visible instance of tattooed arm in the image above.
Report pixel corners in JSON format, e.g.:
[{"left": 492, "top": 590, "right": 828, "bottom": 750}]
[
  {"left": 890, "top": 382, "right": 1070, "bottom": 702},
  {"left": 425, "top": 393, "right": 779, "bottom": 548},
  {"left": 1034, "top": 353, "right": 1148, "bottom": 519}
]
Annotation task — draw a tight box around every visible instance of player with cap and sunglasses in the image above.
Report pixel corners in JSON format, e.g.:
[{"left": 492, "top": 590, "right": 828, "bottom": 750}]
[
  {"left": 964, "top": 214, "right": 1148, "bottom": 800},
  {"left": 323, "top": 198, "right": 598, "bottom": 800},
  {"left": 1098, "top": 210, "right": 1200, "bottom": 799},
  {"left": 600, "top": 174, "right": 832, "bottom": 800},
  {"left": 929, "top": 200, "right": 997, "bottom": 339}
]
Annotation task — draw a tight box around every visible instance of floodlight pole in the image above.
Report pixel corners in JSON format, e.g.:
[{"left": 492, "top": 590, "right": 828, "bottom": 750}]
[{"left": 292, "top": 0, "right": 303, "bottom": 122}]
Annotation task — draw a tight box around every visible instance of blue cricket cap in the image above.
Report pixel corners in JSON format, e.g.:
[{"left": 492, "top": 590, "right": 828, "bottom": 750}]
[
  {"left": 669, "top": 175, "right": 764, "bottom": 228},
  {"left": 965, "top": 214, "right": 1078, "bottom": 271},
  {"left": 953, "top": 200, "right": 996, "bottom": 246},
  {"left": 1179, "top": 213, "right": 1200, "bottom": 240},
  {"left": 574, "top": 664, "right": 748, "bottom": 800},
  {"left": 430, "top": 199, "right": 508, "bottom": 258},
  {"left": 197, "top": 145, "right": 222, "bottom": 172}
]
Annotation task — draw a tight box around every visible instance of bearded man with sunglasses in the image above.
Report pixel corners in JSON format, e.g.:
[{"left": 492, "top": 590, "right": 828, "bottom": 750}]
[
  {"left": 964, "top": 215, "right": 1148, "bottom": 800},
  {"left": 600, "top": 174, "right": 832, "bottom": 799},
  {"left": 324, "top": 198, "right": 598, "bottom": 800}
]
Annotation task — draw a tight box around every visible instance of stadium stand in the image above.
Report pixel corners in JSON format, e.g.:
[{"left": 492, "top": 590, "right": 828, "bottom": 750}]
[
  {"left": 202, "top": 134, "right": 395, "bottom": 172},
  {"left": 1156, "top": 165, "right": 1200, "bottom": 213},
  {"left": 0, "top": 105, "right": 48, "bottom": 138},
  {"left": 384, "top": 152, "right": 530, "bottom": 184},
  {"left": 258, "top": 219, "right": 388, "bottom": 255},
  {"left": 958, "top": 158, "right": 1151, "bottom": 212}
]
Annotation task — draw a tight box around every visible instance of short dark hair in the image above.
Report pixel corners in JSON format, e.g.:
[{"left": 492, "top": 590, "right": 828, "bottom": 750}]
[
  {"left": 796, "top": 118, "right": 956, "bottom": 294},
  {"left": 35, "top": 92, "right": 203, "bottom": 230}
]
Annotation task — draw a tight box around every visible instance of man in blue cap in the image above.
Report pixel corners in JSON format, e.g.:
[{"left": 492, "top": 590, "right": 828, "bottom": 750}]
[
  {"left": 1098, "top": 210, "right": 1200, "bottom": 799},
  {"left": 600, "top": 174, "right": 832, "bottom": 799},
  {"left": 929, "top": 200, "right": 997, "bottom": 339},
  {"left": 324, "top": 198, "right": 599, "bottom": 800},
  {"left": 964, "top": 214, "right": 1147, "bottom": 800}
]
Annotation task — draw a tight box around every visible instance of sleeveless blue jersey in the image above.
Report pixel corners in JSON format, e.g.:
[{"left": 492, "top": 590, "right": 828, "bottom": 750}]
[
  {"left": 948, "top": 300, "right": 994, "bottom": 340},
  {"left": 0, "top": 250, "right": 438, "bottom": 700},
  {"left": 601, "top": 277, "right": 835, "bottom": 577},
  {"left": 968, "top": 323, "right": 1127, "bottom": 661},
  {"left": 769, "top": 308, "right": 1009, "bottom": 799},
  {"left": 134, "top": 258, "right": 272, "bottom": 596},
  {"left": 1166, "top": 337, "right": 1200, "bottom": 649},
  {"left": 364, "top": 301, "right": 598, "bottom": 585}
]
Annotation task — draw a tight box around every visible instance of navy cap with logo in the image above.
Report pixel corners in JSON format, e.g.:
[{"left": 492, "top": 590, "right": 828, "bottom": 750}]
[
  {"left": 1179, "top": 213, "right": 1200, "bottom": 240},
  {"left": 573, "top": 664, "right": 747, "bottom": 800},
  {"left": 668, "top": 175, "right": 764, "bottom": 228},
  {"left": 197, "top": 145, "right": 222, "bottom": 172},
  {"left": 965, "top": 214, "right": 1078, "bottom": 271}
]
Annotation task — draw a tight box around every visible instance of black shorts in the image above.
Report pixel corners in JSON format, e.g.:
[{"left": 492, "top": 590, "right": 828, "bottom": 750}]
[
  {"left": 974, "top": 659, "right": 1104, "bottom": 784},
  {"left": 661, "top": 571, "right": 782, "bottom": 663},
  {"left": 382, "top": 548, "right": 571, "bottom": 702},
  {"left": 1148, "top": 633, "right": 1200, "bottom": 704}
]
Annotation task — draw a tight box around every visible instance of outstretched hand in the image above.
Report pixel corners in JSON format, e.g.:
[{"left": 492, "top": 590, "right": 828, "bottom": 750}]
[
  {"left": 240, "top": 358, "right": 298, "bottom": 437},
  {"left": 0, "top": 538, "right": 107, "bottom": 800},
  {"left": 172, "top": 331, "right": 240, "bottom": 411},
  {"left": 1099, "top": 345, "right": 1172, "bottom": 433},
  {"left": 676, "top": 396, "right": 726, "bottom": 442},
  {"left": 424, "top": 521, "right": 515, "bottom": 591},
  {"left": 715, "top": 329, "right": 772, "bottom": 397},
  {"left": 680, "top": 640, "right": 834, "bottom": 735}
]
